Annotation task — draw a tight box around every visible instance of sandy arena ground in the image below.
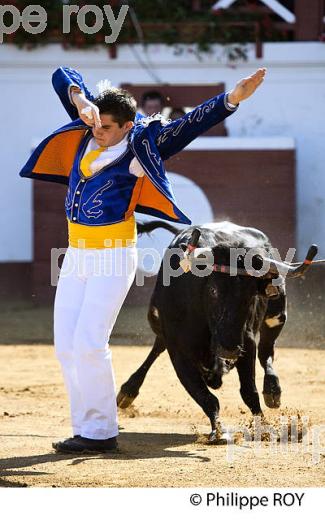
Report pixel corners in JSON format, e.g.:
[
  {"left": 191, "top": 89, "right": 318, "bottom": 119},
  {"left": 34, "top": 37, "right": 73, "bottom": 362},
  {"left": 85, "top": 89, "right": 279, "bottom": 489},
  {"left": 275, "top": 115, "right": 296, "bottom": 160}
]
[{"left": 0, "top": 345, "right": 324, "bottom": 487}]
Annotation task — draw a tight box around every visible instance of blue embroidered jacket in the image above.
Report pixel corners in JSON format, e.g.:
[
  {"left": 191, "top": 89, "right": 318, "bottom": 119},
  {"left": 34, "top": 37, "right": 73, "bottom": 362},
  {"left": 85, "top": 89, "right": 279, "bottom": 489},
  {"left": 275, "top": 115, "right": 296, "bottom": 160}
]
[{"left": 19, "top": 67, "right": 237, "bottom": 225}]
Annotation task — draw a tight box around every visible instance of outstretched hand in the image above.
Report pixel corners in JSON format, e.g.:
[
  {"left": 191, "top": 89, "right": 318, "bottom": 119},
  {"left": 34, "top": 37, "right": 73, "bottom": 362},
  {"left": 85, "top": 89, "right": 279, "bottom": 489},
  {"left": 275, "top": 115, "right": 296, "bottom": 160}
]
[{"left": 228, "top": 68, "right": 267, "bottom": 105}]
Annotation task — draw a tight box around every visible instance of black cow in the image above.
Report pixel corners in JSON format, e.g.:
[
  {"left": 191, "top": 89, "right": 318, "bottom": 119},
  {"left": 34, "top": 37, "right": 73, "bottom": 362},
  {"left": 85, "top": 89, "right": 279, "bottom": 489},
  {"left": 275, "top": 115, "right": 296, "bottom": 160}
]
[{"left": 119, "top": 221, "right": 317, "bottom": 442}]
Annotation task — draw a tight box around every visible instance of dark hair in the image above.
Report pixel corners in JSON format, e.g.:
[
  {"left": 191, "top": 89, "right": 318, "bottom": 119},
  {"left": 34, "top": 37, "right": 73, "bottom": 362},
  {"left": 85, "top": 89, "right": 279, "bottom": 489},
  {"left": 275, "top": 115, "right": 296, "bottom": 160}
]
[
  {"left": 94, "top": 88, "right": 137, "bottom": 127},
  {"left": 141, "top": 90, "right": 165, "bottom": 107}
]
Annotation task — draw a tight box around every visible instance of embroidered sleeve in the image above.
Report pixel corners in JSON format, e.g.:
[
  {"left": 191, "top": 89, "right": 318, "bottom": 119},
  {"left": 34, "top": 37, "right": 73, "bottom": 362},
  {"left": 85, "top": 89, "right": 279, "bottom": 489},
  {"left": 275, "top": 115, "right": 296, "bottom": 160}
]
[
  {"left": 52, "top": 67, "right": 94, "bottom": 121},
  {"left": 156, "top": 92, "right": 238, "bottom": 161}
]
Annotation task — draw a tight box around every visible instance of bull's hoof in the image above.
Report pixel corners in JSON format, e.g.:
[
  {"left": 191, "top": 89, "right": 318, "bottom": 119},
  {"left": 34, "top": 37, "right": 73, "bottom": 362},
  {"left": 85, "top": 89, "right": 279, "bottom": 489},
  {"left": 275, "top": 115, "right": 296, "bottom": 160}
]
[
  {"left": 263, "top": 374, "right": 281, "bottom": 408},
  {"left": 208, "top": 427, "right": 232, "bottom": 445},
  {"left": 263, "top": 392, "right": 281, "bottom": 408},
  {"left": 117, "top": 389, "right": 138, "bottom": 409}
]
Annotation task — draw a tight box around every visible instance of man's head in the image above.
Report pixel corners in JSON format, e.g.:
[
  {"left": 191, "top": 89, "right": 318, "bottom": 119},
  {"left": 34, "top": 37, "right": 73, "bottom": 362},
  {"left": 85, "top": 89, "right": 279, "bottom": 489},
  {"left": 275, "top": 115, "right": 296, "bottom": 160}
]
[
  {"left": 92, "top": 87, "right": 137, "bottom": 147},
  {"left": 141, "top": 90, "right": 165, "bottom": 117}
]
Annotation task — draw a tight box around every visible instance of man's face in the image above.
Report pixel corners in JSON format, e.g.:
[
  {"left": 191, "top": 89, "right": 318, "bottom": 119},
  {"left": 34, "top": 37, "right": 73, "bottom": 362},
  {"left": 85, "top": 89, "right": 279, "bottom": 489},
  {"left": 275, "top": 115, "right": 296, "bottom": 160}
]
[
  {"left": 143, "top": 99, "right": 163, "bottom": 117},
  {"left": 91, "top": 113, "right": 133, "bottom": 147}
]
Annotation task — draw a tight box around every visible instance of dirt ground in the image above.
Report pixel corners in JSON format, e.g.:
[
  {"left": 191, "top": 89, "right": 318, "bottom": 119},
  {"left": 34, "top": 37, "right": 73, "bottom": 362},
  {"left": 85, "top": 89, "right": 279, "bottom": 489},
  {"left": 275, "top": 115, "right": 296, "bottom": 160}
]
[{"left": 0, "top": 344, "right": 324, "bottom": 488}]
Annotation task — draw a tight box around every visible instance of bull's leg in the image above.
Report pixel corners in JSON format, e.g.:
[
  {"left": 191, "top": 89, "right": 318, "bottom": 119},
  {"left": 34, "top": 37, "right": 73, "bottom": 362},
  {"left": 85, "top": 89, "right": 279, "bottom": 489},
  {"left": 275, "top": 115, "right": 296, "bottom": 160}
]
[
  {"left": 258, "top": 294, "right": 286, "bottom": 408},
  {"left": 168, "top": 350, "right": 226, "bottom": 443},
  {"left": 117, "top": 336, "right": 165, "bottom": 408},
  {"left": 236, "top": 333, "right": 262, "bottom": 415}
]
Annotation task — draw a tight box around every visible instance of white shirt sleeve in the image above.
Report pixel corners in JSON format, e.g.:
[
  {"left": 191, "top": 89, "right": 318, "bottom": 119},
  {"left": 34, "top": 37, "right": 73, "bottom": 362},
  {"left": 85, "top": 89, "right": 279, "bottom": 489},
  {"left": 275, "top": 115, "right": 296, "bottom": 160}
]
[
  {"left": 129, "top": 157, "right": 145, "bottom": 177},
  {"left": 68, "top": 84, "right": 82, "bottom": 105},
  {"left": 224, "top": 92, "right": 239, "bottom": 111}
]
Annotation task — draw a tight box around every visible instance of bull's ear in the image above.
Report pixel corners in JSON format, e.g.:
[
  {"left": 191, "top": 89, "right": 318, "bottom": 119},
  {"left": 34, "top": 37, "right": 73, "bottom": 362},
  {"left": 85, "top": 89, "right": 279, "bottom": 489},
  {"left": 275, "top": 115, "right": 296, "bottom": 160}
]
[{"left": 180, "top": 242, "right": 188, "bottom": 252}]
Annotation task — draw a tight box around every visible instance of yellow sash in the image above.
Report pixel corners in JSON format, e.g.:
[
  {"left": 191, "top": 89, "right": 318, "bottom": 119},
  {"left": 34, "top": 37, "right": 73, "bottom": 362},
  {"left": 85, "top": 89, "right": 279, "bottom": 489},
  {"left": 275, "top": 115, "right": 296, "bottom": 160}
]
[{"left": 67, "top": 216, "right": 137, "bottom": 249}]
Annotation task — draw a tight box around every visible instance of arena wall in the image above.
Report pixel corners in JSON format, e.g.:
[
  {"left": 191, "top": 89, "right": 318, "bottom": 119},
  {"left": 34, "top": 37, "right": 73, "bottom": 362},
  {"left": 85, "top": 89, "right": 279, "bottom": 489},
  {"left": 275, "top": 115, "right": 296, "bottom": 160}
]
[{"left": 0, "top": 42, "right": 324, "bottom": 300}]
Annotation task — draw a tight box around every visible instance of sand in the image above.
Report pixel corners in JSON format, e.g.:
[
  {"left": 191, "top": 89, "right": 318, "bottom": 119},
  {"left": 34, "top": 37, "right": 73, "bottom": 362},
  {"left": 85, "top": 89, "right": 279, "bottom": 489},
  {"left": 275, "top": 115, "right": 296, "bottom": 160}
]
[{"left": 0, "top": 345, "right": 324, "bottom": 487}]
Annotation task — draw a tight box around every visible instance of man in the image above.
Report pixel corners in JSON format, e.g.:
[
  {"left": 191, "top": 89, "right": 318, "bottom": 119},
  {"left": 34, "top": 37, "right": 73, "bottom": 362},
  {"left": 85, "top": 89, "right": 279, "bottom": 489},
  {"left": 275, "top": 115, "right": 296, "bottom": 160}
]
[
  {"left": 20, "top": 66, "right": 266, "bottom": 454},
  {"left": 140, "top": 89, "right": 165, "bottom": 116}
]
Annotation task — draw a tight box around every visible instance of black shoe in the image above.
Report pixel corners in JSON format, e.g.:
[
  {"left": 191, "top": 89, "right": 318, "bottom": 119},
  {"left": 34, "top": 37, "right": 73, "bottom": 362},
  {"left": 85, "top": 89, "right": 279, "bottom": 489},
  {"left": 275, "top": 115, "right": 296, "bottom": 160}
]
[
  {"left": 52, "top": 435, "right": 118, "bottom": 454},
  {"left": 51, "top": 434, "right": 80, "bottom": 451}
]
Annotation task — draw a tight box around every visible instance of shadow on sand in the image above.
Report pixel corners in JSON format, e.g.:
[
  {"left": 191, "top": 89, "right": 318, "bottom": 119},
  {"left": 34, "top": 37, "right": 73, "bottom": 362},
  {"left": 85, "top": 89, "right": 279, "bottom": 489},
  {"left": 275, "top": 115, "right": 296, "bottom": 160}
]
[{"left": 0, "top": 430, "right": 211, "bottom": 487}]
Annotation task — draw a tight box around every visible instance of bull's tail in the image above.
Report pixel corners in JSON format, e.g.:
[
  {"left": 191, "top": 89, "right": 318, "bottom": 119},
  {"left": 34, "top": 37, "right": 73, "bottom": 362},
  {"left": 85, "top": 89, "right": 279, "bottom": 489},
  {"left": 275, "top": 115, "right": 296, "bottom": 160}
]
[{"left": 137, "top": 220, "right": 181, "bottom": 236}]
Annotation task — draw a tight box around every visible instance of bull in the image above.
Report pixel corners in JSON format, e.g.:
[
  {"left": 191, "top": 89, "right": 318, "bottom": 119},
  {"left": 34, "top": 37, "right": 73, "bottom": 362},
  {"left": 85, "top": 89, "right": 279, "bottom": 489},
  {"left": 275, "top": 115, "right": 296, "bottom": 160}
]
[{"left": 118, "top": 221, "right": 318, "bottom": 442}]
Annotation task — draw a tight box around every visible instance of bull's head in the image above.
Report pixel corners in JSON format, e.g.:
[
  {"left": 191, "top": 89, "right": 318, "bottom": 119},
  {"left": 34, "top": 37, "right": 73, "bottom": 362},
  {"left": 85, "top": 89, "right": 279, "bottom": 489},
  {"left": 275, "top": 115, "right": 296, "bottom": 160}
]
[{"left": 180, "top": 229, "right": 318, "bottom": 388}]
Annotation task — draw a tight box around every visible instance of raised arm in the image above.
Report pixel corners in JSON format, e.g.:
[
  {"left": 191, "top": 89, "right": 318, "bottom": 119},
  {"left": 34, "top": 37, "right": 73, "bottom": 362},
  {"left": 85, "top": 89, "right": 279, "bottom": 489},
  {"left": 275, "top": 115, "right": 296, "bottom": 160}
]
[
  {"left": 157, "top": 92, "right": 237, "bottom": 160},
  {"left": 52, "top": 67, "right": 101, "bottom": 127},
  {"left": 157, "top": 68, "right": 266, "bottom": 160}
]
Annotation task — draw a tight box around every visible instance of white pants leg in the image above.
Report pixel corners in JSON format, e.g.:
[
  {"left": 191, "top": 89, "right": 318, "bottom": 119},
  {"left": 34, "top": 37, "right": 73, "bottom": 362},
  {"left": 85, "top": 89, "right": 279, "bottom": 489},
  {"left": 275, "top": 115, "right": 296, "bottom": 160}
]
[
  {"left": 53, "top": 246, "right": 138, "bottom": 440},
  {"left": 54, "top": 250, "right": 86, "bottom": 436}
]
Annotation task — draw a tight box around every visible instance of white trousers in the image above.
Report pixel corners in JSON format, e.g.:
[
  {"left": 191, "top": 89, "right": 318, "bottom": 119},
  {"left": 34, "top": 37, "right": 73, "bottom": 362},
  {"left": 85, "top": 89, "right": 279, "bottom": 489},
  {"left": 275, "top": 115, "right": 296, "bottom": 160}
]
[{"left": 53, "top": 246, "right": 137, "bottom": 440}]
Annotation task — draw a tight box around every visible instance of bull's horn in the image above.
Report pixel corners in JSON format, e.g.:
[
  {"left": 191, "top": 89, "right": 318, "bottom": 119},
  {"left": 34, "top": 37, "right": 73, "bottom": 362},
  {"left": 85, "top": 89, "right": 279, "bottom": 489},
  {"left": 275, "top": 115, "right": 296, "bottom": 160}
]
[
  {"left": 188, "top": 228, "right": 201, "bottom": 249},
  {"left": 262, "top": 245, "right": 318, "bottom": 278},
  {"left": 286, "top": 244, "right": 318, "bottom": 278}
]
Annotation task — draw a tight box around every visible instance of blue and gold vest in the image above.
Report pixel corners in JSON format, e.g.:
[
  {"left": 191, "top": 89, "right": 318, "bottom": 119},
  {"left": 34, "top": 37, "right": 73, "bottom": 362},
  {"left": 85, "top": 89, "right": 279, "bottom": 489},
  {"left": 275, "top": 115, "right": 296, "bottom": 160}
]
[{"left": 19, "top": 118, "right": 190, "bottom": 225}]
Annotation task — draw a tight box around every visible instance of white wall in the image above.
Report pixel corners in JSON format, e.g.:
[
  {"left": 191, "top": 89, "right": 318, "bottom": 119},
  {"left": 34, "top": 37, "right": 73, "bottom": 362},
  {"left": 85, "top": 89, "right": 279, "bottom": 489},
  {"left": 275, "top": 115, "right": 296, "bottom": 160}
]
[{"left": 0, "top": 42, "right": 324, "bottom": 260}]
